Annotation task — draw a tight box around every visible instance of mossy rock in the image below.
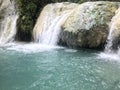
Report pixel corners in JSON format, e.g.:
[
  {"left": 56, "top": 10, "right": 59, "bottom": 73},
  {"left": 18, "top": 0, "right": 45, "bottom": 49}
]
[{"left": 59, "top": 1, "right": 120, "bottom": 49}]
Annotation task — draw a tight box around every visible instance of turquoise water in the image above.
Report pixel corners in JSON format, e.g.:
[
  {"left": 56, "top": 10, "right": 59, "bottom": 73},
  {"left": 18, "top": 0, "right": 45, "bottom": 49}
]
[{"left": 0, "top": 45, "right": 120, "bottom": 90}]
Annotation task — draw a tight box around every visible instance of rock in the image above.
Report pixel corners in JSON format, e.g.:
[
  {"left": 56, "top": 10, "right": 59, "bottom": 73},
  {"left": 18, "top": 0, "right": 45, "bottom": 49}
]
[
  {"left": 0, "top": 0, "right": 11, "bottom": 17},
  {"left": 59, "top": 1, "right": 120, "bottom": 48}
]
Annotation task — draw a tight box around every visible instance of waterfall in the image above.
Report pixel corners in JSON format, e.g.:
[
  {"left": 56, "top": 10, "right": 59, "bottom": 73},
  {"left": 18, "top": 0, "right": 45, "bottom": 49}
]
[
  {"left": 99, "top": 8, "right": 120, "bottom": 60},
  {"left": 105, "top": 17, "right": 115, "bottom": 53},
  {"left": 33, "top": 3, "right": 77, "bottom": 46},
  {"left": 105, "top": 8, "right": 120, "bottom": 53},
  {"left": 38, "top": 13, "right": 72, "bottom": 45},
  {"left": 0, "top": 0, "right": 18, "bottom": 44}
]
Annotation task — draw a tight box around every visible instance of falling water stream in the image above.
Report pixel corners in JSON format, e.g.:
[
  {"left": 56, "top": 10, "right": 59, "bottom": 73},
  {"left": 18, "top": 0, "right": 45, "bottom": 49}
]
[
  {"left": 0, "top": 0, "right": 18, "bottom": 45},
  {"left": 33, "top": 3, "right": 76, "bottom": 45},
  {"left": 99, "top": 8, "right": 120, "bottom": 61}
]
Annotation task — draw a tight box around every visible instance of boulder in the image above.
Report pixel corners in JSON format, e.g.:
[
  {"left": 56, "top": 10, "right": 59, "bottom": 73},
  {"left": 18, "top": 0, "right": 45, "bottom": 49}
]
[{"left": 59, "top": 1, "right": 120, "bottom": 48}]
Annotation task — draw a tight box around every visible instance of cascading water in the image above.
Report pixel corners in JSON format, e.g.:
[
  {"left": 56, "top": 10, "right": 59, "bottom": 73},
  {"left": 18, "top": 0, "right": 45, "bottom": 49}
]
[
  {"left": 105, "top": 8, "right": 120, "bottom": 53},
  {"left": 0, "top": 2, "right": 78, "bottom": 53},
  {"left": 39, "top": 13, "right": 73, "bottom": 45},
  {"left": 0, "top": 0, "right": 18, "bottom": 45},
  {"left": 99, "top": 8, "right": 120, "bottom": 60},
  {"left": 33, "top": 3, "right": 78, "bottom": 46}
]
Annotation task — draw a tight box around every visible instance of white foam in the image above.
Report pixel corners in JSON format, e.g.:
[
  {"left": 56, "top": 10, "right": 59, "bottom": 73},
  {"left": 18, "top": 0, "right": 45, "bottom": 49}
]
[
  {"left": 3, "top": 42, "right": 64, "bottom": 53},
  {"left": 64, "top": 49, "right": 77, "bottom": 53},
  {"left": 97, "top": 51, "right": 120, "bottom": 62}
]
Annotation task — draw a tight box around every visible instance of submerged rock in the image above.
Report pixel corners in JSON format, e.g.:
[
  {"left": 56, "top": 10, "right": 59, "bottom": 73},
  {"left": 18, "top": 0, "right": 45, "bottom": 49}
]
[{"left": 59, "top": 1, "right": 120, "bottom": 48}]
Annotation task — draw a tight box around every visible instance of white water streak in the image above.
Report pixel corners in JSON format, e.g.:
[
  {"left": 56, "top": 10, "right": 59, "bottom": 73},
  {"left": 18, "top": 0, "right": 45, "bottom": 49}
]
[
  {"left": 40, "top": 12, "right": 72, "bottom": 45},
  {"left": 105, "top": 8, "right": 120, "bottom": 53},
  {"left": 105, "top": 23, "right": 114, "bottom": 53}
]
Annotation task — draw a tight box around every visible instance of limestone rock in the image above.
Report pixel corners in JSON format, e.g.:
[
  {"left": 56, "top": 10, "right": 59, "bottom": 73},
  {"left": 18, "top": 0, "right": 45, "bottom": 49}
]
[{"left": 59, "top": 1, "right": 120, "bottom": 48}]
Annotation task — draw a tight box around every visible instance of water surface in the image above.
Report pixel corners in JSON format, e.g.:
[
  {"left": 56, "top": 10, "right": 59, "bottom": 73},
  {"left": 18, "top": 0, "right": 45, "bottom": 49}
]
[{"left": 0, "top": 44, "right": 120, "bottom": 90}]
